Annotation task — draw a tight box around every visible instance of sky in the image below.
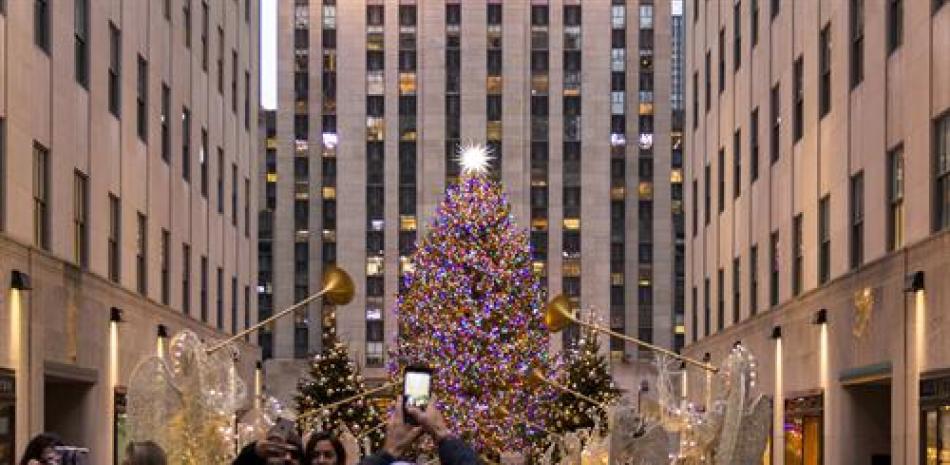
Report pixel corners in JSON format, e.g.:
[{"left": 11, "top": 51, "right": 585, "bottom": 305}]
[{"left": 260, "top": 1, "right": 277, "bottom": 110}]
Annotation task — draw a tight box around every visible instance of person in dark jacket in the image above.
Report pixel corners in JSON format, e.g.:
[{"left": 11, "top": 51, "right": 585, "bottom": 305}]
[
  {"left": 304, "top": 431, "right": 345, "bottom": 465},
  {"left": 233, "top": 418, "right": 304, "bottom": 465},
  {"left": 360, "top": 397, "right": 479, "bottom": 465}
]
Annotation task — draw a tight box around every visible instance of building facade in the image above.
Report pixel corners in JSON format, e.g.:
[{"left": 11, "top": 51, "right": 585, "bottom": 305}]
[
  {"left": 685, "top": 0, "right": 950, "bottom": 463},
  {"left": 261, "top": 0, "right": 687, "bottom": 405},
  {"left": 0, "top": 1, "right": 260, "bottom": 463}
]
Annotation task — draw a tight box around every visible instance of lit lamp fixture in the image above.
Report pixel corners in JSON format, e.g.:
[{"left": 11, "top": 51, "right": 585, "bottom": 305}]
[
  {"left": 813, "top": 308, "right": 828, "bottom": 325},
  {"left": 157, "top": 324, "right": 169, "bottom": 357},
  {"left": 771, "top": 325, "right": 782, "bottom": 339},
  {"left": 903, "top": 270, "right": 925, "bottom": 293},
  {"left": 10, "top": 270, "right": 31, "bottom": 291},
  {"left": 110, "top": 307, "right": 124, "bottom": 323}
]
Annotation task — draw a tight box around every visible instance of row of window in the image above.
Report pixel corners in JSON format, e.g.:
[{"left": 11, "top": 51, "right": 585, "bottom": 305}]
[{"left": 693, "top": 112, "right": 950, "bottom": 339}]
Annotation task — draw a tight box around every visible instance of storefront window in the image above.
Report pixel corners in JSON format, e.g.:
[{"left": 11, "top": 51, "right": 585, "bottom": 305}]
[
  {"left": 922, "top": 377, "right": 950, "bottom": 465},
  {"left": 785, "top": 394, "right": 823, "bottom": 465},
  {"left": 0, "top": 370, "right": 14, "bottom": 465}
]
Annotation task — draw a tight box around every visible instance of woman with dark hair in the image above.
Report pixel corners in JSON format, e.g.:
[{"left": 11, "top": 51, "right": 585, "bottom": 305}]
[
  {"left": 121, "top": 441, "right": 166, "bottom": 465},
  {"left": 19, "top": 433, "right": 63, "bottom": 465},
  {"left": 305, "top": 432, "right": 346, "bottom": 465}
]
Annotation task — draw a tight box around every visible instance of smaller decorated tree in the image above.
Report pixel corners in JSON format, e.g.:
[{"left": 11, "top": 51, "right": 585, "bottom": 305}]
[
  {"left": 549, "top": 325, "right": 620, "bottom": 435},
  {"left": 296, "top": 340, "right": 385, "bottom": 450}
]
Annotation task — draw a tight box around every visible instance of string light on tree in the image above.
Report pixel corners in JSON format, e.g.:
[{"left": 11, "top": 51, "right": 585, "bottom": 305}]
[{"left": 392, "top": 143, "right": 557, "bottom": 455}]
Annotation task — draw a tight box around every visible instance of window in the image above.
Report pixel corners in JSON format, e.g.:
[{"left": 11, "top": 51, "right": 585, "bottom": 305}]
[
  {"left": 750, "top": 245, "right": 758, "bottom": 315},
  {"left": 200, "top": 256, "right": 208, "bottom": 322},
  {"left": 734, "top": 2, "right": 742, "bottom": 70},
  {"left": 109, "top": 23, "right": 121, "bottom": 117},
  {"left": 717, "top": 268, "right": 725, "bottom": 331},
  {"left": 703, "top": 277, "right": 710, "bottom": 336},
  {"left": 217, "top": 148, "right": 224, "bottom": 213},
  {"left": 164, "top": 0, "right": 170, "bottom": 20},
  {"left": 244, "top": 177, "right": 250, "bottom": 236},
  {"left": 245, "top": 71, "right": 251, "bottom": 130},
  {"left": 137, "top": 213, "right": 147, "bottom": 295},
  {"left": 182, "top": 107, "right": 191, "bottom": 181},
  {"left": 182, "top": 244, "right": 191, "bottom": 314},
  {"left": 850, "top": 172, "right": 864, "bottom": 269},
  {"left": 888, "top": 0, "right": 903, "bottom": 53},
  {"left": 161, "top": 229, "right": 170, "bottom": 305},
  {"left": 734, "top": 129, "right": 741, "bottom": 198},
  {"left": 232, "top": 51, "right": 238, "bottom": 112},
  {"left": 850, "top": 0, "right": 864, "bottom": 88},
  {"left": 751, "top": 0, "right": 759, "bottom": 46},
  {"left": 0, "top": 119, "right": 4, "bottom": 232},
  {"left": 161, "top": 84, "right": 170, "bottom": 161},
  {"left": 819, "top": 195, "right": 830, "bottom": 284},
  {"left": 718, "top": 28, "right": 725, "bottom": 93},
  {"left": 733, "top": 257, "right": 740, "bottom": 324},
  {"left": 793, "top": 57, "right": 803, "bottom": 142},
  {"left": 216, "top": 266, "right": 223, "bottom": 330},
  {"left": 75, "top": 0, "right": 89, "bottom": 86},
  {"left": 692, "top": 72, "right": 699, "bottom": 129},
  {"left": 692, "top": 178, "right": 698, "bottom": 236},
  {"left": 201, "top": 2, "right": 208, "bottom": 71},
  {"left": 704, "top": 164, "right": 711, "bottom": 225},
  {"left": 770, "top": 83, "right": 780, "bottom": 163},
  {"left": 938, "top": 0, "right": 949, "bottom": 13},
  {"left": 35, "top": 0, "right": 50, "bottom": 52},
  {"left": 231, "top": 276, "right": 237, "bottom": 334},
  {"left": 751, "top": 107, "right": 759, "bottom": 181},
  {"left": 184, "top": 0, "right": 192, "bottom": 48},
  {"left": 793, "top": 214, "right": 803, "bottom": 296},
  {"left": 243, "top": 285, "right": 250, "bottom": 336},
  {"left": 771, "top": 0, "right": 779, "bottom": 19},
  {"left": 936, "top": 113, "right": 950, "bottom": 231},
  {"left": 32, "top": 142, "right": 50, "bottom": 250},
  {"left": 718, "top": 148, "right": 725, "bottom": 213},
  {"left": 819, "top": 25, "right": 832, "bottom": 118},
  {"left": 108, "top": 194, "right": 121, "bottom": 283},
  {"left": 704, "top": 51, "right": 711, "bottom": 112},
  {"left": 769, "top": 231, "right": 779, "bottom": 307},
  {"left": 217, "top": 27, "right": 224, "bottom": 93},
  {"left": 137, "top": 56, "right": 148, "bottom": 141},
  {"left": 691, "top": 286, "right": 697, "bottom": 342},
  {"left": 199, "top": 131, "right": 209, "bottom": 196},
  {"left": 888, "top": 146, "right": 905, "bottom": 250},
  {"left": 74, "top": 171, "right": 89, "bottom": 268},
  {"left": 231, "top": 163, "right": 238, "bottom": 226}
]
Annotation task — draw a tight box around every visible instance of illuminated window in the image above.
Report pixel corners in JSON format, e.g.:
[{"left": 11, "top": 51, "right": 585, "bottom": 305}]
[
  {"left": 531, "top": 75, "right": 549, "bottom": 94},
  {"left": 367, "top": 117, "right": 384, "bottom": 141},
  {"left": 611, "top": 187, "right": 625, "bottom": 200},
  {"left": 532, "top": 261, "right": 546, "bottom": 274},
  {"left": 367, "top": 32, "right": 383, "bottom": 51},
  {"left": 563, "top": 218, "right": 581, "bottom": 230},
  {"left": 366, "top": 256, "right": 384, "bottom": 276},
  {"left": 399, "top": 256, "right": 414, "bottom": 274},
  {"left": 531, "top": 218, "right": 549, "bottom": 231},
  {"left": 638, "top": 181, "right": 653, "bottom": 200},
  {"left": 400, "top": 215, "right": 417, "bottom": 231},
  {"left": 322, "top": 187, "right": 336, "bottom": 199},
  {"left": 639, "top": 102, "right": 654, "bottom": 115},
  {"left": 367, "top": 71, "right": 384, "bottom": 95},
  {"left": 670, "top": 169, "right": 683, "bottom": 183},
  {"left": 295, "top": 139, "right": 309, "bottom": 153},
  {"left": 487, "top": 121, "right": 503, "bottom": 141},
  {"left": 611, "top": 273, "right": 624, "bottom": 286},
  {"left": 266, "top": 173, "right": 278, "bottom": 183},
  {"left": 487, "top": 76, "right": 503, "bottom": 94},
  {"left": 399, "top": 73, "right": 416, "bottom": 94},
  {"left": 611, "top": 91, "right": 625, "bottom": 114},
  {"left": 322, "top": 229, "right": 336, "bottom": 241},
  {"left": 562, "top": 258, "right": 581, "bottom": 277}
]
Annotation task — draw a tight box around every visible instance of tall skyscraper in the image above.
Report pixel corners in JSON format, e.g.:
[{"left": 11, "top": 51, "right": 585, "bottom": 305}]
[
  {"left": 262, "top": 0, "right": 686, "bottom": 403},
  {"left": 0, "top": 1, "right": 260, "bottom": 462},
  {"left": 686, "top": 0, "right": 950, "bottom": 463}
]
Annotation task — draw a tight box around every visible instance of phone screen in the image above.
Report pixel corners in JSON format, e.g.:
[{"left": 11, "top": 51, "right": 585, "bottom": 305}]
[{"left": 404, "top": 370, "right": 431, "bottom": 409}]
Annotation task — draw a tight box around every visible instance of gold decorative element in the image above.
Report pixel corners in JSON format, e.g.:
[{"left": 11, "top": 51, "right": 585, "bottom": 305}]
[
  {"left": 544, "top": 294, "right": 718, "bottom": 373},
  {"left": 208, "top": 266, "right": 355, "bottom": 353},
  {"left": 543, "top": 294, "right": 573, "bottom": 333},
  {"left": 853, "top": 287, "right": 874, "bottom": 338}
]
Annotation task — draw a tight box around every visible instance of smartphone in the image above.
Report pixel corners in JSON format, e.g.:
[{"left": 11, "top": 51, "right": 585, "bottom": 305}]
[{"left": 403, "top": 366, "right": 432, "bottom": 425}]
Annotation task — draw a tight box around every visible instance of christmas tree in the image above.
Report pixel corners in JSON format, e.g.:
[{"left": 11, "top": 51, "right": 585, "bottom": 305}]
[
  {"left": 296, "top": 334, "right": 385, "bottom": 450},
  {"left": 548, "top": 324, "right": 620, "bottom": 435},
  {"left": 391, "top": 144, "right": 558, "bottom": 455}
]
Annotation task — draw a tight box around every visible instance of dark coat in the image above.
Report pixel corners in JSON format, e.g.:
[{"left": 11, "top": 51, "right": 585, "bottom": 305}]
[{"left": 359, "top": 438, "right": 480, "bottom": 465}]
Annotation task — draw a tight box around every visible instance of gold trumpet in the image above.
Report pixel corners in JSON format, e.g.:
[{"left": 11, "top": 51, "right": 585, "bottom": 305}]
[
  {"left": 207, "top": 266, "right": 355, "bottom": 354},
  {"left": 544, "top": 294, "right": 718, "bottom": 373},
  {"left": 297, "top": 379, "right": 400, "bottom": 422},
  {"left": 525, "top": 368, "right": 609, "bottom": 410}
]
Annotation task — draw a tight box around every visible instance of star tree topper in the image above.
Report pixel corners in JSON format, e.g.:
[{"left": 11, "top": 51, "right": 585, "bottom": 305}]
[{"left": 457, "top": 142, "right": 494, "bottom": 175}]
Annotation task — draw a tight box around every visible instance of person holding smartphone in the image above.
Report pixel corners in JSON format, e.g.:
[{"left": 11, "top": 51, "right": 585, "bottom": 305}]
[
  {"left": 19, "top": 433, "right": 63, "bottom": 465},
  {"left": 359, "top": 396, "right": 479, "bottom": 465},
  {"left": 233, "top": 418, "right": 304, "bottom": 465}
]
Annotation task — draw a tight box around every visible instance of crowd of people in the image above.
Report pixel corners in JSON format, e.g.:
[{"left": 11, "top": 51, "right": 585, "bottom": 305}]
[{"left": 18, "top": 396, "right": 480, "bottom": 465}]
